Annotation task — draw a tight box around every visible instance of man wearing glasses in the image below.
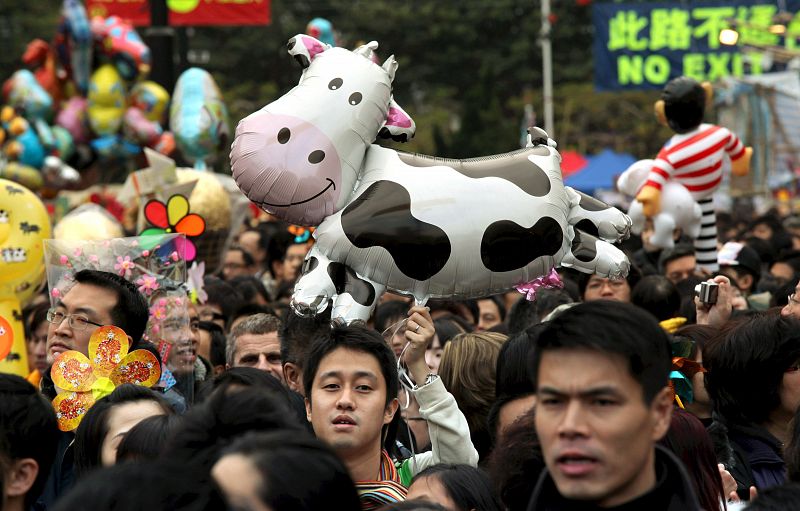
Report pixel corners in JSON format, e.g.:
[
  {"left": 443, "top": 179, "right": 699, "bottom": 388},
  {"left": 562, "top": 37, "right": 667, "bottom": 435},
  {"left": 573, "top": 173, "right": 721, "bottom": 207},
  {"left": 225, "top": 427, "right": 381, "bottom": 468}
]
[
  {"left": 40, "top": 269, "right": 150, "bottom": 507},
  {"left": 782, "top": 279, "right": 800, "bottom": 319},
  {"left": 45, "top": 269, "right": 149, "bottom": 365}
]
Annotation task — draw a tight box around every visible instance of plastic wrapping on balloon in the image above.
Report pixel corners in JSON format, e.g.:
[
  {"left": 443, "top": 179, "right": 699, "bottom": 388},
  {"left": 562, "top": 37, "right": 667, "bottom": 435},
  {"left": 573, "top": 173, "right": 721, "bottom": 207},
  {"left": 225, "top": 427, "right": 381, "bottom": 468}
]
[
  {"left": 58, "top": 0, "right": 93, "bottom": 95},
  {"left": 170, "top": 68, "right": 229, "bottom": 170},
  {"left": 3, "top": 70, "right": 53, "bottom": 121}
]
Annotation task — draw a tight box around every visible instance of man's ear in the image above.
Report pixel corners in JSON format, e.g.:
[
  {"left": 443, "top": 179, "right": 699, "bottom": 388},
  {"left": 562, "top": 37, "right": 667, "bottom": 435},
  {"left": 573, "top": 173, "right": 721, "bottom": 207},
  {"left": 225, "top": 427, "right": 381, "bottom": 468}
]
[
  {"left": 283, "top": 363, "right": 304, "bottom": 396},
  {"left": 650, "top": 387, "right": 674, "bottom": 442},
  {"left": 384, "top": 397, "right": 399, "bottom": 425},
  {"left": 304, "top": 396, "right": 313, "bottom": 423},
  {"left": 654, "top": 100, "right": 668, "bottom": 127},
  {"left": 5, "top": 458, "right": 38, "bottom": 498}
]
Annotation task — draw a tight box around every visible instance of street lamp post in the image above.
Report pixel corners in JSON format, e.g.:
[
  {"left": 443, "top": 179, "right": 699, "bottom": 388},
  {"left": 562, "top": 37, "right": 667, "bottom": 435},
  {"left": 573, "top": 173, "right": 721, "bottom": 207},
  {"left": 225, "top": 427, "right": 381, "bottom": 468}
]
[{"left": 541, "top": 0, "right": 554, "bottom": 138}]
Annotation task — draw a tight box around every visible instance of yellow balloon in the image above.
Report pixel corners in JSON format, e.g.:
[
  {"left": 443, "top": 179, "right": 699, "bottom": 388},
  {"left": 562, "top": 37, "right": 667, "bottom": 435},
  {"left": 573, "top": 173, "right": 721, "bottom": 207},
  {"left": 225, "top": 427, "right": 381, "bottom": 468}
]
[
  {"left": 130, "top": 81, "right": 170, "bottom": 123},
  {"left": 0, "top": 179, "right": 50, "bottom": 375},
  {"left": 0, "top": 298, "right": 27, "bottom": 377},
  {"left": 0, "top": 179, "right": 51, "bottom": 302},
  {"left": 87, "top": 64, "right": 126, "bottom": 136}
]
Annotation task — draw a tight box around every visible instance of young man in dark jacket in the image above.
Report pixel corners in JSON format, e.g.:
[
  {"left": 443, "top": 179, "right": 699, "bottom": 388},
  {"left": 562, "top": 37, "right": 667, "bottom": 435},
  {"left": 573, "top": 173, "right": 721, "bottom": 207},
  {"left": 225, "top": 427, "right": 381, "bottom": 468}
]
[{"left": 527, "top": 301, "right": 701, "bottom": 510}]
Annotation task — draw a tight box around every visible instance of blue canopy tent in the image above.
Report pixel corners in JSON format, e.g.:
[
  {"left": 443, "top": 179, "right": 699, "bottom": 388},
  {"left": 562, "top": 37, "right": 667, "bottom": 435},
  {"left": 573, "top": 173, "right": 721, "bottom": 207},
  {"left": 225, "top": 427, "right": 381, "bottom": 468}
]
[{"left": 563, "top": 149, "right": 637, "bottom": 194}]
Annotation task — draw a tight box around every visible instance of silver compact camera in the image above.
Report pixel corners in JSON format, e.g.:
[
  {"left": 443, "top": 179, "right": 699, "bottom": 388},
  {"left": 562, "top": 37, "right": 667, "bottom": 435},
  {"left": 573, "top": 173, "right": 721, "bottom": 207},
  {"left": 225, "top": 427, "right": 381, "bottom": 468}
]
[{"left": 694, "top": 281, "right": 719, "bottom": 305}]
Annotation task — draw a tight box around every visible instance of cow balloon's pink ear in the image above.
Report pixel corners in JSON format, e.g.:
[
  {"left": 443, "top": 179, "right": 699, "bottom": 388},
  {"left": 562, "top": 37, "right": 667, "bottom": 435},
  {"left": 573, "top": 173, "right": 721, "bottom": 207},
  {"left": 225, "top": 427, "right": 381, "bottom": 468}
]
[
  {"left": 287, "top": 34, "right": 331, "bottom": 69},
  {"left": 378, "top": 98, "right": 415, "bottom": 143}
]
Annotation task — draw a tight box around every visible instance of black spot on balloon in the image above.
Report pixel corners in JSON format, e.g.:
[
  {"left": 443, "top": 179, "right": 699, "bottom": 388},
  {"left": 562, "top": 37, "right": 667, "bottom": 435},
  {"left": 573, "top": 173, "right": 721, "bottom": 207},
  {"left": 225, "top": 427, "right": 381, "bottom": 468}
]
[
  {"left": 571, "top": 229, "right": 598, "bottom": 263},
  {"left": 341, "top": 180, "right": 451, "bottom": 281},
  {"left": 277, "top": 127, "right": 290, "bottom": 144},
  {"left": 480, "top": 217, "right": 563, "bottom": 272},
  {"left": 577, "top": 191, "right": 611, "bottom": 212},
  {"left": 287, "top": 39, "right": 296, "bottom": 51},
  {"left": 308, "top": 150, "right": 325, "bottom": 164},
  {"left": 349, "top": 92, "right": 362, "bottom": 105},
  {"left": 302, "top": 256, "right": 319, "bottom": 275},
  {"left": 327, "top": 262, "right": 376, "bottom": 306},
  {"left": 293, "top": 54, "right": 310, "bottom": 68},
  {"left": 378, "top": 127, "right": 408, "bottom": 143},
  {"left": 574, "top": 219, "right": 599, "bottom": 238},
  {"left": 328, "top": 78, "right": 343, "bottom": 90}
]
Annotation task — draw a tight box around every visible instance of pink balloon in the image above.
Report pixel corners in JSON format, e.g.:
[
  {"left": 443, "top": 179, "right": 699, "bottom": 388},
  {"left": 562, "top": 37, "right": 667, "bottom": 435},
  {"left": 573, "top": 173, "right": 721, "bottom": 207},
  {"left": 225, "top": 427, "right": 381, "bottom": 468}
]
[{"left": 56, "top": 97, "right": 90, "bottom": 143}]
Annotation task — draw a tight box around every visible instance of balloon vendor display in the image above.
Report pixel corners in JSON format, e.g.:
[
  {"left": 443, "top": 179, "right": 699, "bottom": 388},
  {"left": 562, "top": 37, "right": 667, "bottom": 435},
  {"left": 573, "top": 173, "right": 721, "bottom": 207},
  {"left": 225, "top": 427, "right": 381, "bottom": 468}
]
[
  {"left": 0, "top": 179, "right": 52, "bottom": 376},
  {"left": 231, "top": 34, "right": 633, "bottom": 325},
  {"left": 44, "top": 234, "right": 195, "bottom": 403},
  {"left": 633, "top": 76, "right": 752, "bottom": 273},
  {"left": 50, "top": 325, "right": 161, "bottom": 431}
]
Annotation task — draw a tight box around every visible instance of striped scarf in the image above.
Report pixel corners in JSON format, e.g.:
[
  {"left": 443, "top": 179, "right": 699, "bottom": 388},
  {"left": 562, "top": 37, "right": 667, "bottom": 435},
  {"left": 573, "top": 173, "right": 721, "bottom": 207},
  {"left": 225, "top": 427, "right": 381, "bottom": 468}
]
[{"left": 355, "top": 450, "right": 408, "bottom": 510}]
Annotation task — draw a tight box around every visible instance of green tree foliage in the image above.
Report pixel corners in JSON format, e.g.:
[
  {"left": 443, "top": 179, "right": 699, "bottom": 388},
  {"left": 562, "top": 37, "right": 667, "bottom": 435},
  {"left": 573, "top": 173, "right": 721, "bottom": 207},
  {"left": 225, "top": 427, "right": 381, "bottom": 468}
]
[{"left": 1, "top": 0, "right": 678, "bottom": 168}]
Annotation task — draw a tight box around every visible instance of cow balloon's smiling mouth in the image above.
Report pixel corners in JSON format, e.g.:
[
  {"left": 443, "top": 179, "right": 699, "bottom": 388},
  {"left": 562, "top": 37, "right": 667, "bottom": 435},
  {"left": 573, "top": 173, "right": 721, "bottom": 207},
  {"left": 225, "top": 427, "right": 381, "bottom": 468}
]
[{"left": 262, "top": 179, "right": 336, "bottom": 207}]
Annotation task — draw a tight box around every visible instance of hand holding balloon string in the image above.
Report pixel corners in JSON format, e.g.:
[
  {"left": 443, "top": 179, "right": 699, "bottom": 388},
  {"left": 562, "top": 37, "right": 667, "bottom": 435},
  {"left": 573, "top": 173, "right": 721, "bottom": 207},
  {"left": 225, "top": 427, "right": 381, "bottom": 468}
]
[{"left": 399, "top": 305, "right": 434, "bottom": 387}]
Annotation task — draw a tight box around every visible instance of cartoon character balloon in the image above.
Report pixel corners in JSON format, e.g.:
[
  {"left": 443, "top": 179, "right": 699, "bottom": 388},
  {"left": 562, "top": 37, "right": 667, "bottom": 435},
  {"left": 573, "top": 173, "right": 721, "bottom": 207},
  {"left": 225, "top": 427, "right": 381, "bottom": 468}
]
[
  {"left": 0, "top": 179, "right": 51, "bottom": 376},
  {"left": 231, "top": 35, "right": 632, "bottom": 325},
  {"left": 634, "top": 76, "right": 752, "bottom": 272},
  {"left": 617, "top": 159, "right": 702, "bottom": 250},
  {"left": 170, "top": 68, "right": 229, "bottom": 170}
]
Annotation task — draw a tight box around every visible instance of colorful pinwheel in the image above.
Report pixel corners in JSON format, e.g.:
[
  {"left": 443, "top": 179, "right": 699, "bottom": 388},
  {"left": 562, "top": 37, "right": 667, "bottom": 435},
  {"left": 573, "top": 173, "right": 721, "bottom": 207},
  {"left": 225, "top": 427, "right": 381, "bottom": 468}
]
[
  {"left": 51, "top": 325, "right": 161, "bottom": 431},
  {"left": 140, "top": 194, "right": 205, "bottom": 261}
]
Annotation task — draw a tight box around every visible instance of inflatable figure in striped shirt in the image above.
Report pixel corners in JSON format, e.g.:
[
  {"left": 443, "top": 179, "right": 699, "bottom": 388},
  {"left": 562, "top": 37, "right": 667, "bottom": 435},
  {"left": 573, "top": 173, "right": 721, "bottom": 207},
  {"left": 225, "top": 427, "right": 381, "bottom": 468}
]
[{"left": 636, "top": 77, "right": 752, "bottom": 273}]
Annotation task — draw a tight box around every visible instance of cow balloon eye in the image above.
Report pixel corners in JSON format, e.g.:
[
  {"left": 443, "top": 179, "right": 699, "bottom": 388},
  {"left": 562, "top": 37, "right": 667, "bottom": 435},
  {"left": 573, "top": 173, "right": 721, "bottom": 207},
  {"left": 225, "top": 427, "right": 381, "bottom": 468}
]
[
  {"left": 308, "top": 150, "right": 325, "bottom": 164},
  {"left": 348, "top": 92, "right": 362, "bottom": 105},
  {"left": 277, "top": 127, "right": 291, "bottom": 144},
  {"left": 328, "top": 78, "right": 343, "bottom": 90}
]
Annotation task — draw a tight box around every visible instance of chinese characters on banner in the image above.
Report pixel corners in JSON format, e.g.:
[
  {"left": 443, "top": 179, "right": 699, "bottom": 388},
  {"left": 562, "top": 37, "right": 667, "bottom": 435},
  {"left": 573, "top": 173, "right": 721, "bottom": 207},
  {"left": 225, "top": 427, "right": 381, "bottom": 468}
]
[
  {"left": 593, "top": 1, "right": 800, "bottom": 91},
  {"left": 86, "top": 0, "right": 271, "bottom": 27}
]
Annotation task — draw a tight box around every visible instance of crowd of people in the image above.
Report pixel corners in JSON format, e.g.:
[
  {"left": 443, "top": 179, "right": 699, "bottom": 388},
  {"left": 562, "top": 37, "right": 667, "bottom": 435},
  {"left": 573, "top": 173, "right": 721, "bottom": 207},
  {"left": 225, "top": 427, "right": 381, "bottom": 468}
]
[{"left": 5, "top": 206, "right": 800, "bottom": 511}]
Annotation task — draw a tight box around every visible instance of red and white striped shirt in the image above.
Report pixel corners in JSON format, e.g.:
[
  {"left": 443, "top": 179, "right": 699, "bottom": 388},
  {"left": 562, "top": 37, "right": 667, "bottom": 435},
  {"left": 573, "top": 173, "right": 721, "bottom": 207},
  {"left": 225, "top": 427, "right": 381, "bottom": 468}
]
[{"left": 643, "top": 123, "right": 746, "bottom": 200}]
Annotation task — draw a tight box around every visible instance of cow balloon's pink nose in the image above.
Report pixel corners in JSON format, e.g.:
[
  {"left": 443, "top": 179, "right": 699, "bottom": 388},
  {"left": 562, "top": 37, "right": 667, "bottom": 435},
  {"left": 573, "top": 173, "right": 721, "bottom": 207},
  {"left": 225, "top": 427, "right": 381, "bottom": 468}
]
[{"left": 231, "top": 112, "right": 342, "bottom": 225}]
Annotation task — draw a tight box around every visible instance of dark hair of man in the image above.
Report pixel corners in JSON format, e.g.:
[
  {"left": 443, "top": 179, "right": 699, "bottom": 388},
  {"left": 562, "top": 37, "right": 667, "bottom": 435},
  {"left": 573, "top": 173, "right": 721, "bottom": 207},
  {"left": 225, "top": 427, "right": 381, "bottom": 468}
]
[
  {"left": 631, "top": 275, "right": 681, "bottom": 322},
  {"left": 786, "top": 407, "right": 800, "bottom": 482},
  {"left": 507, "top": 289, "right": 572, "bottom": 335},
  {"left": 202, "top": 276, "right": 243, "bottom": 323},
  {"left": 0, "top": 374, "right": 59, "bottom": 508},
  {"left": 227, "top": 245, "right": 256, "bottom": 268},
  {"left": 116, "top": 414, "right": 184, "bottom": 464},
  {"left": 428, "top": 299, "right": 480, "bottom": 325},
  {"left": 657, "top": 243, "right": 696, "bottom": 274},
  {"left": 228, "top": 275, "right": 271, "bottom": 305},
  {"left": 432, "top": 314, "right": 473, "bottom": 348},
  {"left": 165, "top": 386, "right": 305, "bottom": 472},
  {"left": 704, "top": 313, "right": 800, "bottom": 426},
  {"left": 673, "top": 324, "right": 716, "bottom": 360},
  {"left": 740, "top": 482, "right": 800, "bottom": 511},
  {"left": 195, "top": 321, "right": 226, "bottom": 367},
  {"left": 412, "top": 464, "right": 503, "bottom": 511},
  {"left": 497, "top": 327, "right": 539, "bottom": 398},
  {"left": 227, "top": 303, "right": 277, "bottom": 331},
  {"left": 530, "top": 300, "right": 671, "bottom": 404},
  {"left": 219, "top": 430, "right": 361, "bottom": 511},
  {"left": 379, "top": 501, "right": 448, "bottom": 511},
  {"left": 73, "top": 384, "right": 172, "bottom": 478},
  {"left": 374, "top": 300, "right": 410, "bottom": 334},
  {"left": 73, "top": 269, "right": 149, "bottom": 346},
  {"left": 487, "top": 409, "right": 543, "bottom": 510},
  {"left": 482, "top": 295, "right": 507, "bottom": 323},
  {"left": 51, "top": 460, "right": 226, "bottom": 511},
  {"left": 23, "top": 301, "right": 50, "bottom": 339},
  {"left": 266, "top": 229, "right": 293, "bottom": 278},
  {"left": 303, "top": 325, "right": 398, "bottom": 409},
  {"left": 658, "top": 408, "right": 725, "bottom": 511},
  {"left": 279, "top": 307, "right": 332, "bottom": 370},
  {"left": 575, "top": 264, "right": 642, "bottom": 299}
]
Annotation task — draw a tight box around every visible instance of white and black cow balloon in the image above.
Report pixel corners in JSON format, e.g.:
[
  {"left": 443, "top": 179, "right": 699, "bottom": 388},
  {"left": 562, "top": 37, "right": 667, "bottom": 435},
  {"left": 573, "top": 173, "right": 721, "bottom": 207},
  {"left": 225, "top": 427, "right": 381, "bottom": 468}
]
[{"left": 231, "top": 34, "right": 633, "bottom": 324}]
